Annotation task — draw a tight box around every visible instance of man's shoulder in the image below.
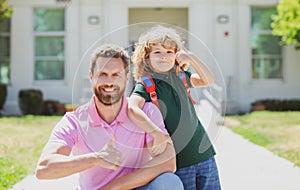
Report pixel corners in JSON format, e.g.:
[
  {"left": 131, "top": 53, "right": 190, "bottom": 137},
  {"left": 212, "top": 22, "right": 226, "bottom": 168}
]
[{"left": 64, "top": 100, "right": 93, "bottom": 123}]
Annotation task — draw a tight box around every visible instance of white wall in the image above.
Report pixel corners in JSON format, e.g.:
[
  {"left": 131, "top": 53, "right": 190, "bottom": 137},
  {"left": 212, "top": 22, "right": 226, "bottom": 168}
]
[
  {"left": 213, "top": 0, "right": 239, "bottom": 114},
  {"left": 5, "top": 0, "right": 300, "bottom": 115},
  {"left": 72, "top": 0, "right": 103, "bottom": 104},
  {"left": 8, "top": 6, "right": 33, "bottom": 114}
]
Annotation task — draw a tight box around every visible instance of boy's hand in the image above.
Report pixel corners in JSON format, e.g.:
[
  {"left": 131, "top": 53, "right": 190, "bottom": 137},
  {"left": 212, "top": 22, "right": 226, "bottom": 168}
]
[
  {"left": 151, "top": 131, "right": 173, "bottom": 156},
  {"left": 176, "top": 41, "right": 192, "bottom": 69},
  {"left": 95, "top": 137, "right": 122, "bottom": 170}
]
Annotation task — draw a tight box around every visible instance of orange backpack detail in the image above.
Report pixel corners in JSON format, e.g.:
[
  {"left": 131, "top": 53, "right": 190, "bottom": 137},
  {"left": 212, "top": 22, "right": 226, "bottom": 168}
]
[{"left": 141, "top": 73, "right": 196, "bottom": 109}]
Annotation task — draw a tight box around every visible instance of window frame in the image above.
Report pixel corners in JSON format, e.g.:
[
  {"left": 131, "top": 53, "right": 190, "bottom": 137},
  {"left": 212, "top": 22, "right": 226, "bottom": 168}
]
[
  {"left": 250, "top": 6, "right": 283, "bottom": 81},
  {"left": 33, "top": 7, "right": 66, "bottom": 81}
]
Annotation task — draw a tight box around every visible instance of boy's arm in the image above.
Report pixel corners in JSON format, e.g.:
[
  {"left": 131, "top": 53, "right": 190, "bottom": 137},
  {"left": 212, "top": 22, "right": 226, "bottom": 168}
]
[
  {"left": 128, "top": 95, "right": 162, "bottom": 133},
  {"left": 128, "top": 94, "right": 170, "bottom": 156},
  {"left": 176, "top": 43, "right": 215, "bottom": 87},
  {"left": 99, "top": 140, "right": 176, "bottom": 190}
]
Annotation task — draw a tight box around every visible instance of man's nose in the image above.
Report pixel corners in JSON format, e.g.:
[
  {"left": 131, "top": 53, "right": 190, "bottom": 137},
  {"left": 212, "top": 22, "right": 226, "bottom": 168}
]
[{"left": 103, "top": 76, "right": 115, "bottom": 85}]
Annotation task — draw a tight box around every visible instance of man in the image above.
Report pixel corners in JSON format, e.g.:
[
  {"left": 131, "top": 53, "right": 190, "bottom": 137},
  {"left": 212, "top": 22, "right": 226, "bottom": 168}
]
[{"left": 35, "top": 44, "right": 183, "bottom": 190}]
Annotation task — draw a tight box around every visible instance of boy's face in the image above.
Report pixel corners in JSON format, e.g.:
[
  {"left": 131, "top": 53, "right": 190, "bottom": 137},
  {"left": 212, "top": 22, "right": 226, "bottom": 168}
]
[{"left": 149, "top": 44, "right": 176, "bottom": 74}]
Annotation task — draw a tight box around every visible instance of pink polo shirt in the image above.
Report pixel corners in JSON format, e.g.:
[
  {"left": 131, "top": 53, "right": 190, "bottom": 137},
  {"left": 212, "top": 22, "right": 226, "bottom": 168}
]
[{"left": 49, "top": 96, "right": 168, "bottom": 190}]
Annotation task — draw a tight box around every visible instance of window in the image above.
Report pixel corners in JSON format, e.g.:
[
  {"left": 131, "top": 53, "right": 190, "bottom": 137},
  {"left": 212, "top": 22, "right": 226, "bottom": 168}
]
[
  {"left": 34, "top": 8, "right": 65, "bottom": 80},
  {"left": 0, "top": 19, "right": 11, "bottom": 84},
  {"left": 251, "top": 7, "right": 282, "bottom": 79}
]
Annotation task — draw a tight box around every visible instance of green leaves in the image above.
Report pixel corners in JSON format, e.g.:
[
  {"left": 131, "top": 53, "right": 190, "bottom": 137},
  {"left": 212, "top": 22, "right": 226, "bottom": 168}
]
[
  {"left": 0, "top": 0, "right": 13, "bottom": 24},
  {"left": 271, "top": 0, "right": 300, "bottom": 49}
]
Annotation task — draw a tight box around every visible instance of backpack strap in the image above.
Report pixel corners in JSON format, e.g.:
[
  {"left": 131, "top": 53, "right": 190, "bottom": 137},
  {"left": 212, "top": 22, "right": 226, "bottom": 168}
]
[
  {"left": 178, "top": 73, "right": 196, "bottom": 104},
  {"left": 141, "top": 75, "right": 160, "bottom": 109}
]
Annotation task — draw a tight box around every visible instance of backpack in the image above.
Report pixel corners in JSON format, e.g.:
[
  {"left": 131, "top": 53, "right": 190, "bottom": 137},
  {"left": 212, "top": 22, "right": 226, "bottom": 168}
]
[{"left": 141, "top": 72, "right": 196, "bottom": 109}]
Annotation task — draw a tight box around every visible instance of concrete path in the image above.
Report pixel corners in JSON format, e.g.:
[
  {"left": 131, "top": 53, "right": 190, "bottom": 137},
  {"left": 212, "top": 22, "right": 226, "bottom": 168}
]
[
  {"left": 10, "top": 101, "right": 300, "bottom": 190},
  {"left": 10, "top": 174, "right": 78, "bottom": 190},
  {"left": 215, "top": 127, "right": 300, "bottom": 190},
  {"left": 199, "top": 100, "right": 300, "bottom": 190}
]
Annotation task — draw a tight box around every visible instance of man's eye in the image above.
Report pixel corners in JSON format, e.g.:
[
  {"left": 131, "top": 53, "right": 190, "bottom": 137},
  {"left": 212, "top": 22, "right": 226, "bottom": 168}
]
[
  {"left": 154, "top": 51, "right": 160, "bottom": 54},
  {"left": 167, "top": 51, "right": 174, "bottom": 53}
]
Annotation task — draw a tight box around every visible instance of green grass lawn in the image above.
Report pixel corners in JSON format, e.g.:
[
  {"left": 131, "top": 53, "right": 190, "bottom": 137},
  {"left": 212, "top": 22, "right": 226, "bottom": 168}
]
[
  {"left": 1, "top": 112, "right": 300, "bottom": 189},
  {"left": 225, "top": 111, "right": 300, "bottom": 167},
  {"left": 0, "top": 115, "right": 61, "bottom": 190}
]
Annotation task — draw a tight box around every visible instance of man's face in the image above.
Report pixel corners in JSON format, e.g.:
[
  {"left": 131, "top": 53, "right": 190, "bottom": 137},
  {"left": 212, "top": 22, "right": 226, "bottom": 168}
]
[{"left": 90, "top": 57, "right": 128, "bottom": 106}]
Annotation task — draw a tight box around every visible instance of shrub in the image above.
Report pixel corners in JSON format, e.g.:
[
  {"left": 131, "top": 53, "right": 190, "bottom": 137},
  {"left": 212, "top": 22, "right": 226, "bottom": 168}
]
[
  {"left": 251, "top": 99, "right": 300, "bottom": 111},
  {"left": 43, "top": 100, "right": 66, "bottom": 115},
  {"left": 18, "top": 89, "right": 44, "bottom": 115}
]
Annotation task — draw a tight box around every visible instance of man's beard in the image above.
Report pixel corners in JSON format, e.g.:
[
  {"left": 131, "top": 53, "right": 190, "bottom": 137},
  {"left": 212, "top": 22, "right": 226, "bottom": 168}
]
[{"left": 94, "top": 85, "right": 125, "bottom": 106}]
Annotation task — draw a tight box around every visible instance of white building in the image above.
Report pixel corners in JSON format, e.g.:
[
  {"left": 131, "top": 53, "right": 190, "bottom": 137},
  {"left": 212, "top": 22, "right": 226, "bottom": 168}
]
[{"left": 1, "top": 0, "right": 300, "bottom": 115}]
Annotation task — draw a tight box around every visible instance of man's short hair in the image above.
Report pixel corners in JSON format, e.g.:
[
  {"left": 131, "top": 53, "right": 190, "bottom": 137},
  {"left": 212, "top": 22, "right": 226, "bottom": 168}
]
[{"left": 90, "top": 44, "right": 130, "bottom": 74}]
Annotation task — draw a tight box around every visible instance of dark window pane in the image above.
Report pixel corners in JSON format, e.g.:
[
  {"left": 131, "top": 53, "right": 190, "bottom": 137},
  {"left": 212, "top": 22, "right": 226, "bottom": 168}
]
[
  {"left": 0, "top": 36, "right": 10, "bottom": 57},
  {"left": 252, "top": 34, "right": 282, "bottom": 55},
  {"left": 34, "top": 9, "right": 65, "bottom": 32},
  {"left": 0, "top": 19, "right": 10, "bottom": 32},
  {"left": 35, "top": 36, "right": 64, "bottom": 56},
  {"left": 252, "top": 57, "right": 282, "bottom": 79},
  {"left": 0, "top": 60, "right": 10, "bottom": 83},
  {"left": 251, "top": 7, "right": 277, "bottom": 30},
  {"left": 35, "top": 60, "right": 64, "bottom": 80}
]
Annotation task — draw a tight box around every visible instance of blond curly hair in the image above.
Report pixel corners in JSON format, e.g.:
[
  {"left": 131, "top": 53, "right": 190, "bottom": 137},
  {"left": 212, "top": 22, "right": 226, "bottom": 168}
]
[{"left": 131, "top": 25, "right": 186, "bottom": 81}]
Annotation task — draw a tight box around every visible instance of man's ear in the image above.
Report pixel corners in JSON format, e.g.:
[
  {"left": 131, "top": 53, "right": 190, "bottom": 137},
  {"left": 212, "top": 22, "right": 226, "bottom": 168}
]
[
  {"left": 89, "top": 71, "right": 93, "bottom": 82},
  {"left": 126, "top": 72, "right": 130, "bottom": 81}
]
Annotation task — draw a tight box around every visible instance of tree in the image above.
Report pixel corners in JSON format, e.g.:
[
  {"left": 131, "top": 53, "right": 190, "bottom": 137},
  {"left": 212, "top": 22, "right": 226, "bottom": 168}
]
[
  {"left": 271, "top": 0, "right": 300, "bottom": 50},
  {"left": 0, "top": 0, "right": 13, "bottom": 24}
]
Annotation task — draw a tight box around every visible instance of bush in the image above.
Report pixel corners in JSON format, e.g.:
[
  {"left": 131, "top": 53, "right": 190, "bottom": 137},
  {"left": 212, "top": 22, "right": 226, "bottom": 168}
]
[
  {"left": 18, "top": 89, "right": 44, "bottom": 115},
  {"left": 43, "top": 100, "right": 66, "bottom": 115},
  {"left": 0, "top": 84, "right": 7, "bottom": 110},
  {"left": 251, "top": 99, "right": 300, "bottom": 111}
]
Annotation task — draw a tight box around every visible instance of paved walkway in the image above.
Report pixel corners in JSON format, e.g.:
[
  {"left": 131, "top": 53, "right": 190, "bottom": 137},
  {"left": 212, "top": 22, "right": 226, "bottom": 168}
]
[
  {"left": 10, "top": 101, "right": 300, "bottom": 190},
  {"left": 215, "top": 127, "right": 300, "bottom": 190}
]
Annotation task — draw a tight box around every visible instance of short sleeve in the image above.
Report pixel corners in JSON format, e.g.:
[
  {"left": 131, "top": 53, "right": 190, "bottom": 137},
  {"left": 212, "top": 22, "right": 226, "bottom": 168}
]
[
  {"left": 49, "top": 115, "right": 77, "bottom": 148},
  {"left": 142, "top": 102, "right": 169, "bottom": 144},
  {"left": 132, "top": 82, "right": 151, "bottom": 102}
]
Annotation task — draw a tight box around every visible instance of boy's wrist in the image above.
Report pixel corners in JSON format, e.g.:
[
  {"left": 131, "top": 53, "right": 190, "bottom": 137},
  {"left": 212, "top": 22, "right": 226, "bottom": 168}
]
[{"left": 150, "top": 129, "right": 164, "bottom": 137}]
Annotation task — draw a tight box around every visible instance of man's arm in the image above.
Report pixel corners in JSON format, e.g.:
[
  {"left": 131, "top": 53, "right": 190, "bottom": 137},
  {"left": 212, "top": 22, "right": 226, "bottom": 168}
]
[
  {"left": 100, "top": 140, "right": 176, "bottom": 190},
  {"left": 35, "top": 140, "right": 120, "bottom": 179}
]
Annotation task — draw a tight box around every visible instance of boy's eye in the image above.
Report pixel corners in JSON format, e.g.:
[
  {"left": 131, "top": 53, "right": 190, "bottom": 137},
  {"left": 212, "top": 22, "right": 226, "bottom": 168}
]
[
  {"left": 167, "top": 50, "right": 174, "bottom": 53},
  {"left": 154, "top": 51, "right": 160, "bottom": 54}
]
